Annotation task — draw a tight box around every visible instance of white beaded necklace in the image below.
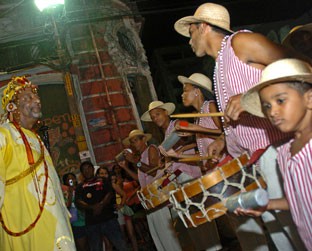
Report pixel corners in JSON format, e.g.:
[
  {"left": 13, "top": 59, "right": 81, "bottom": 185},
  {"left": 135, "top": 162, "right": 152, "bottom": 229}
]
[{"left": 213, "top": 35, "right": 230, "bottom": 135}]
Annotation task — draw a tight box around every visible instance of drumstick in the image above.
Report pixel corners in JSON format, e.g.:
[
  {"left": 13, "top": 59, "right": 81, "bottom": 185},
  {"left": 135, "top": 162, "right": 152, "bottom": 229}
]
[
  {"left": 178, "top": 155, "right": 215, "bottom": 162},
  {"left": 170, "top": 112, "right": 224, "bottom": 118},
  {"left": 146, "top": 161, "right": 173, "bottom": 175}
]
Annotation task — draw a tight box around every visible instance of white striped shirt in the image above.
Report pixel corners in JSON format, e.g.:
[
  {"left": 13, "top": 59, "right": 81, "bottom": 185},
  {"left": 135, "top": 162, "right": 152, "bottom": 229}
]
[
  {"left": 195, "top": 101, "right": 218, "bottom": 159},
  {"left": 214, "top": 31, "right": 288, "bottom": 158},
  {"left": 165, "top": 120, "right": 202, "bottom": 178},
  {"left": 138, "top": 145, "right": 164, "bottom": 188},
  {"left": 277, "top": 139, "right": 312, "bottom": 250}
]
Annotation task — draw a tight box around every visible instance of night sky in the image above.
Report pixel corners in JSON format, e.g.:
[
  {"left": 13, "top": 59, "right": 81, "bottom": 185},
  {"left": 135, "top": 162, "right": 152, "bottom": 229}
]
[{"left": 138, "top": 0, "right": 312, "bottom": 57}]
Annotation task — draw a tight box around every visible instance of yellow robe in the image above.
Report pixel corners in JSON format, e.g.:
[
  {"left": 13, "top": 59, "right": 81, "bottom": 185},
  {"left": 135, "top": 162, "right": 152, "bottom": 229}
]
[{"left": 0, "top": 122, "right": 76, "bottom": 251}]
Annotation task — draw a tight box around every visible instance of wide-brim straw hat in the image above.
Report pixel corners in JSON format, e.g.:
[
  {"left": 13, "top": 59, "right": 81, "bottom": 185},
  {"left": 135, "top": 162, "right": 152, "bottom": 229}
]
[
  {"left": 122, "top": 129, "right": 152, "bottom": 146},
  {"left": 282, "top": 23, "right": 312, "bottom": 48},
  {"left": 241, "top": 58, "right": 312, "bottom": 118},
  {"left": 178, "top": 73, "right": 213, "bottom": 94},
  {"left": 141, "top": 101, "right": 175, "bottom": 122},
  {"left": 174, "top": 3, "right": 233, "bottom": 37}
]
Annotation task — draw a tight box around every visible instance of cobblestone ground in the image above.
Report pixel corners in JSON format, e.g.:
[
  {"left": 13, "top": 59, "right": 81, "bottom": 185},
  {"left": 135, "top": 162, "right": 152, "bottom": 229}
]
[{"left": 116, "top": 211, "right": 278, "bottom": 251}]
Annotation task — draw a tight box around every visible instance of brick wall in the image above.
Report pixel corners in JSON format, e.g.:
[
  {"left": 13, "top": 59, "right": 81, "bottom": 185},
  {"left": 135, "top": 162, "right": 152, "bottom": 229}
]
[{"left": 69, "top": 23, "right": 137, "bottom": 165}]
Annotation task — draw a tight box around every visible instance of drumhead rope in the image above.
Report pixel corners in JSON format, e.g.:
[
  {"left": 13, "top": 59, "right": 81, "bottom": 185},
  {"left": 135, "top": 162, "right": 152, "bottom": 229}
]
[
  {"left": 169, "top": 153, "right": 266, "bottom": 227},
  {"left": 137, "top": 175, "right": 179, "bottom": 210}
]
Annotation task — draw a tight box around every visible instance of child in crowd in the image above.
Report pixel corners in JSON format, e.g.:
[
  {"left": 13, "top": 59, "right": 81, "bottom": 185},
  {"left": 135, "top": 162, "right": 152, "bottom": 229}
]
[
  {"left": 96, "top": 166, "right": 127, "bottom": 251},
  {"left": 239, "top": 58, "right": 312, "bottom": 250},
  {"left": 62, "top": 173, "right": 90, "bottom": 251},
  {"left": 116, "top": 164, "right": 141, "bottom": 251},
  {"left": 116, "top": 159, "right": 155, "bottom": 248},
  {"left": 96, "top": 166, "right": 126, "bottom": 210}
]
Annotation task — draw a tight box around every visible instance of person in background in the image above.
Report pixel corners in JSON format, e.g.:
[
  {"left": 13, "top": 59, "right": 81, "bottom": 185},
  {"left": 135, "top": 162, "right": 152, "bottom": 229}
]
[
  {"left": 96, "top": 166, "right": 129, "bottom": 251},
  {"left": 116, "top": 160, "right": 154, "bottom": 248},
  {"left": 239, "top": 58, "right": 312, "bottom": 250},
  {"left": 62, "top": 172, "right": 89, "bottom": 251},
  {"left": 174, "top": 3, "right": 304, "bottom": 250},
  {"left": 282, "top": 23, "right": 312, "bottom": 62},
  {"left": 0, "top": 76, "right": 76, "bottom": 251},
  {"left": 111, "top": 165, "right": 139, "bottom": 251},
  {"left": 75, "top": 161, "right": 128, "bottom": 251},
  {"left": 96, "top": 166, "right": 127, "bottom": 212}
]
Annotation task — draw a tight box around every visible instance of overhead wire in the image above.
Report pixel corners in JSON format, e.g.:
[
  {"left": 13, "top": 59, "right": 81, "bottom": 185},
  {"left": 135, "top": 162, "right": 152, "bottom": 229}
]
[{"left": 0, "top": 0, "right": 25, "bottom": 19}]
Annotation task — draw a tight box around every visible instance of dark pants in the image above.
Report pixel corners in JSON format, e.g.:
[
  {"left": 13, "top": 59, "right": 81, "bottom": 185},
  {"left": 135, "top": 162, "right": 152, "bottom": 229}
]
[{"left": 86, "top": 218, "right": 129, "bottom": 251}]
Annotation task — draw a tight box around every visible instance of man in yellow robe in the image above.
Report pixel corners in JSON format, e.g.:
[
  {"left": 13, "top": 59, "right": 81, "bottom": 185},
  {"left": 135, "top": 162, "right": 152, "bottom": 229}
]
[{"left": 0, "top": 76, "right": 76, "bottom": 251}]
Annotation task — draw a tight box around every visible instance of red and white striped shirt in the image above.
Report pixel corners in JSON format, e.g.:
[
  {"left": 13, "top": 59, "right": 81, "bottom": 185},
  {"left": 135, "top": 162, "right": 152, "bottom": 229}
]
[
  {"left": 196, "top": 100, "right": 218, "bottom": 159},
  {"left": 277, "top": 139, "right": 312, "bottom": 250},
  {"left": 165, "top": 120, "right": 202, "bottom": 178},
  {"left": 138, "top": 145, "right": 164, "bottom": 188},
  {"left": 214, "top": 31, "right": 288, "bottom": 157}
]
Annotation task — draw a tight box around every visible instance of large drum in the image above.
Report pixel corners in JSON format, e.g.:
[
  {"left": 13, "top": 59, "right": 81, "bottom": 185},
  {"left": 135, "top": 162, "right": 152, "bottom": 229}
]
[
  {"left": 137, "top": 175, "right": 179, "bottom": 210},
  {"left": 169, "top": 153, "right": 267, "bottom": 228}
]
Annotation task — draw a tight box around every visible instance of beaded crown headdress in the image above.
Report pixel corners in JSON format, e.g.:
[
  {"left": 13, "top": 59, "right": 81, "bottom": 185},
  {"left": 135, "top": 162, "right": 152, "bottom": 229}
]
[
  {"left": 0, "top": 76, "right": 38, "bottom": 124},
  {"left": 1, "top": 76, "right": 37, "bottom": 112}
]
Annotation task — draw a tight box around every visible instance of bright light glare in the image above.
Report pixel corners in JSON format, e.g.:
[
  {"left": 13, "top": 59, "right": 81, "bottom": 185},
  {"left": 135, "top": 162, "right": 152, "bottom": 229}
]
[{"left": 34, "top": 0, "right": 64, "bottom": 12}]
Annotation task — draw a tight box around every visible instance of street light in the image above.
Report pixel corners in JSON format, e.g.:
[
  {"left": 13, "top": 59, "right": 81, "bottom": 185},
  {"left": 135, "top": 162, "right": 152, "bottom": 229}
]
[
  {"left": 34, "top": 0, "right": 69, "bottom": 69},
  {"left": 34, "top": 0, "right": 64, "bottom": 12},
  {"left": 33, "top": 0, "right": 89, "bottom": 161},
  {"left": 34, "top": 1, "right": 65, "bottom": 152}
]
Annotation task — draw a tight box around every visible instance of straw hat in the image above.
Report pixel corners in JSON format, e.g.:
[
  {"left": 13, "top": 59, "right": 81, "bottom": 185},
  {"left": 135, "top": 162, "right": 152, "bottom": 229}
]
[
  {"left": 178, "top": 73, "right": 213, "bottom": 94},
  {"left": 122, "top": 129, "right": 152, "bottom": 146},
  {"left": 174, "top": 3, "right": 233, "bottom": 37},
  {"left": 241, "top": 58, "right": 312, "bottom": 118},
  {"left": 141, "top": 101, "right": 175, "bottom": 122},
  {"left": 282, "top": 23, "right": 312, "bottom": 48}
]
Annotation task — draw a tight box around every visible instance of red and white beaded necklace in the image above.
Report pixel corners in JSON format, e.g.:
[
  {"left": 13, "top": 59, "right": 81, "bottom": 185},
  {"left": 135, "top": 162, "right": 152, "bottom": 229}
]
[{"left": 0, "top": 121, "right": 49, "bottom": 236}]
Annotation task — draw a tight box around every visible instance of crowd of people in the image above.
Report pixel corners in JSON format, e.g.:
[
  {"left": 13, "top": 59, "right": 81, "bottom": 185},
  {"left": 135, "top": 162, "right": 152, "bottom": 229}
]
[{"left": 0, "top": 2, "right": 312, "bottom": 251}]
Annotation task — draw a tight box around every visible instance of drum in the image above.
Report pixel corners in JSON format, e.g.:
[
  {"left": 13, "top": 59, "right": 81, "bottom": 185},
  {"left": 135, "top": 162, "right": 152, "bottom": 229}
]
[
  {"left": 169, "top": 153, "right": 267, "bottom": 228},
  {"left": 137, "top": 174, "right": 179, "bottom": 210}
]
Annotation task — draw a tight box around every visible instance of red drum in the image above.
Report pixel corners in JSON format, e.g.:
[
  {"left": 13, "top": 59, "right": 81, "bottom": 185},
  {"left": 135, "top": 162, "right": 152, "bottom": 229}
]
[
  {"left": 137, "top": 175, "right": 179, "bottom": 210},
  {"left": 169, "top": 153, "right": 267, "bottom": 227}
]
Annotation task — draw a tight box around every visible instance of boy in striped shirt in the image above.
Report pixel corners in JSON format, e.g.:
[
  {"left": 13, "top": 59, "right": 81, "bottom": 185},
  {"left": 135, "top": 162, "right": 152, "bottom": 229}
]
[{"left": 239, "top": 58, "right": 312, "bottom": 250}]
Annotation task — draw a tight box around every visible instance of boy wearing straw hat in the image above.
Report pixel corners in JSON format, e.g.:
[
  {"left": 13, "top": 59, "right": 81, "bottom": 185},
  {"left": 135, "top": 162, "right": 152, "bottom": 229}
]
[
  {"left": 141, "top": 100, "right": 202, "bottom": 180},
  {"left": 174, "top": 2, "right": 304, "bottom": 251},
  {"left": 122, "top": 129, "right": 182, "bottom": 251},
  {"left": 239, "top": 58, "right": 312, "bottom": 250},
  {"left": 141, "top": 100, "right": 223, "bottom": 251}
]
